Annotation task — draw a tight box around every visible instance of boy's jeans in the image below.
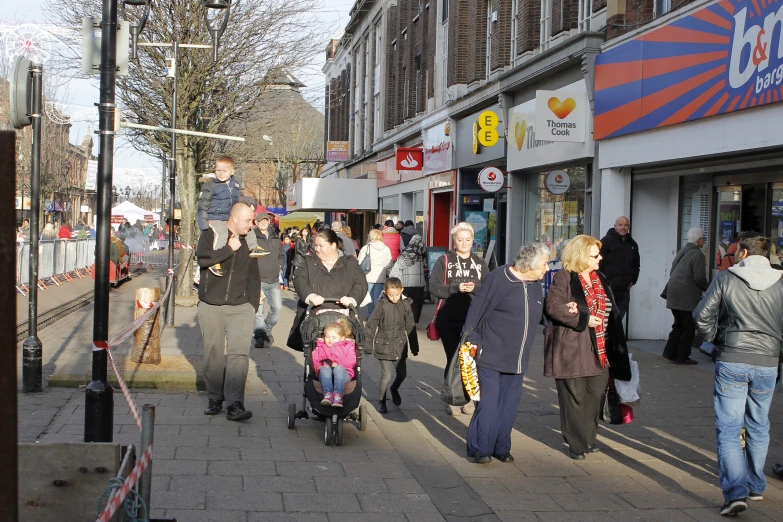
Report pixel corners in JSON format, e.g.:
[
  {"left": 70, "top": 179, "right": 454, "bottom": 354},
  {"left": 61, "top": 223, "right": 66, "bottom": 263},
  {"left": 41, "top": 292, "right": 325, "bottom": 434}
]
[
  {"left": 319, "top": 365, "right": 349, "bottom": 394},
  {"left": 714, "top": 361, "right": 777, "bottom": 501}
]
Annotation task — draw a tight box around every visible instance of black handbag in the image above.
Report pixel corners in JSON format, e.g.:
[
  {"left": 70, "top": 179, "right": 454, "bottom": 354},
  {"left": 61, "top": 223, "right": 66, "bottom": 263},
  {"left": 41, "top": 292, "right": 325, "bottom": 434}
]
[{"left": 599, "top": 380, "right": 624, "bottom": 425}]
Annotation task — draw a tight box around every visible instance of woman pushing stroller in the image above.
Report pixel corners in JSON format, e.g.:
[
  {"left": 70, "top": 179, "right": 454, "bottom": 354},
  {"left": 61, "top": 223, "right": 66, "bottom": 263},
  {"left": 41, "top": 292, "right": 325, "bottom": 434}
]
[{"left": 311, "top": 319, "right": 357, "bottom": 408}]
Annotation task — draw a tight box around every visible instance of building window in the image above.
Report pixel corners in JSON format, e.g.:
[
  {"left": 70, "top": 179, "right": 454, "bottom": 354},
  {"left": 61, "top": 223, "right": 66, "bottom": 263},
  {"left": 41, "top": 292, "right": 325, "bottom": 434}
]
[
  {"left": 540, "top": 0, "right": 552, "bottom": 51},
  {"left": 510, "top": 0, "right": 518, "bottom": 66},
  {"left": 374, "top": 21, "right": 382, "bottom": 141},
  {"left": 486, "top": 1, "right": 492, "bottom": 78},
  {"left": 441, "top": 21, "right": 449, "bottom": 104},
  {"left": 380, "top": 195, "right": 400, "bottom": 223},
  {"left": 578, "top": 0, "right": 592, "bottom": 32},
  {"left": 442, "top": 0, "right": 449, "bottom": 23},
  {"left": 363, "top": 37, "right": 370, "bottom": 150},
  {"left": 655, "top": 0, "right": 672, "bottom": 17}
]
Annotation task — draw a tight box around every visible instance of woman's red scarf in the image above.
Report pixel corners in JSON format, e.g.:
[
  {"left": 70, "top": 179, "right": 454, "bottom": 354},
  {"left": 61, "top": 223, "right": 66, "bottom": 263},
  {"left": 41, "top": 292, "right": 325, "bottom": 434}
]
[{"left": 578, "top": 271, "right": 609, "bottom": 369}]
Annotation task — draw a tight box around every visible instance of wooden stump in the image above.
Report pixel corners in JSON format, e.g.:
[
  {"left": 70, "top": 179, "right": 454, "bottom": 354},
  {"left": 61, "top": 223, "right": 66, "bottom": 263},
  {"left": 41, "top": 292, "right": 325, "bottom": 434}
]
[{"left": 132, "top": 287, "right": 161, "bottom": 364}]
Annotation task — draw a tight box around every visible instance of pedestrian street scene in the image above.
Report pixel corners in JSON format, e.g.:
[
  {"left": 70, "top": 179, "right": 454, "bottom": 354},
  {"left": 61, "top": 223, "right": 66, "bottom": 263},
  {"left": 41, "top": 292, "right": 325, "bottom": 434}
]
[{"left": 5, "top": 0, "right": 783, "bottom": 520}]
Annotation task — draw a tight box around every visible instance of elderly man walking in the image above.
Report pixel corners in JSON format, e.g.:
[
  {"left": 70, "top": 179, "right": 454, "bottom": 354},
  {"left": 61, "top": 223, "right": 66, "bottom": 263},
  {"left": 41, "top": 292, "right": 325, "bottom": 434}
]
[
  {"left": 196, "top": 203, "right": 261, "bottom": 421},
  {"left": 599, "top": 216, "right": 640, "bottom": 325},
  {"left": 331, "top": 221, "right": 356, "bottom": 256},
  {"left": 694, "top": 233, "right": 783, "bottom": 516}
]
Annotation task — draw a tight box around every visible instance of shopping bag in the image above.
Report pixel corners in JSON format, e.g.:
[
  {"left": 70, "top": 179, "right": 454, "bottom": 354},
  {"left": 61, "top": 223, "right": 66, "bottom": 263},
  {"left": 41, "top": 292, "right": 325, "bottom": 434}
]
[
  {"left": 615, "top": 353, "right": 641, "bottom": 406},
  {"left": 599, "top": 381, "right": 624, "bottom": 425},
  {"left": 441, "top": 341, "right": 469, "bottom": 407},
  {"left": 620, "top": 404, "right": 634, "bottom": 424},
  {"left": 459, "top": 341, "right": 480, "bottom": 401}
]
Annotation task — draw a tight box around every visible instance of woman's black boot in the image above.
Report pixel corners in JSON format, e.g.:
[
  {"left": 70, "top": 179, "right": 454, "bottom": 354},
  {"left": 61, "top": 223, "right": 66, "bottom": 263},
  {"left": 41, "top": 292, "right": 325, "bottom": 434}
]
[{"left": 377, "top": 400, "right": 388, "bottom": 414}]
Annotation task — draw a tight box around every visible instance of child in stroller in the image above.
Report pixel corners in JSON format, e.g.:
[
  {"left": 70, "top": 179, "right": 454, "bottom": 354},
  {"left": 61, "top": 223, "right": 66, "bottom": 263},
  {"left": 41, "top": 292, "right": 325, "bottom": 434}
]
[{"left": 312, "top": 319, "right": 357, "bottom": 408}]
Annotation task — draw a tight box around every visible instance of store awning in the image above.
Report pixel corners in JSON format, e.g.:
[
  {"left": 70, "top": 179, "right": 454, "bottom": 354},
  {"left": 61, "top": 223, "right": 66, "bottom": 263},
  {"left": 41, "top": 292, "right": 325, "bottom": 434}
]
[{"left": 286, "top": 178, "right": 377, "bottom": 212}]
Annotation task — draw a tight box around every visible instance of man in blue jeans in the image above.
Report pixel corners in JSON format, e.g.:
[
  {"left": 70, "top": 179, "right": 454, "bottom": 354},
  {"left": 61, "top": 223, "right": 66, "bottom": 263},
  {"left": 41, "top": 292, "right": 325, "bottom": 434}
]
[
  {"left": 253, "top": 213, "right": 285, "bottom": 348},
  {"left": 694, "top": 232, "right": 783, "bottom": 516}
]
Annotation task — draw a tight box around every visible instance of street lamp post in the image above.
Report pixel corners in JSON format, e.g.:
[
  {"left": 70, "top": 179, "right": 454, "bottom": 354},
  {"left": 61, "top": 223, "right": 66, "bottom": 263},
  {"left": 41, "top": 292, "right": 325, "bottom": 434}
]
[{"left": 85, "top": 0, "right": 232, "bottom": 442}]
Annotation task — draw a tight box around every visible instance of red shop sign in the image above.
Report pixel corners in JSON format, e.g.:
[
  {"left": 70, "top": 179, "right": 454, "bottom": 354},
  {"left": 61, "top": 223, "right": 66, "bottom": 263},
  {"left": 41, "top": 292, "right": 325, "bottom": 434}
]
[{"left": 395, "top": 147, "right": 423, "bottom": 171}]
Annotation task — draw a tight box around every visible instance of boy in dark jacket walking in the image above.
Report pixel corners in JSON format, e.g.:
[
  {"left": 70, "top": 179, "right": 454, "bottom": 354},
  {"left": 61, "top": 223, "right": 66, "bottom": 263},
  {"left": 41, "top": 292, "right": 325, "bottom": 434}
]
[
  {"left": 198, "top": 156, "right": 266, "bottom": 276},
  {"left": 364, "top": 278, "right": 415, "bottom": 413}
]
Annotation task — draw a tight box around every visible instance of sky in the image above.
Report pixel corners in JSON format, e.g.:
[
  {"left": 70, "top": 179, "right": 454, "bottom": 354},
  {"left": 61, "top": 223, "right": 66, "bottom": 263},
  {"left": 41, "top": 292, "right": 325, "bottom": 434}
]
[{"left": 4, "top": 0, "right": 352, "bottom": 182}]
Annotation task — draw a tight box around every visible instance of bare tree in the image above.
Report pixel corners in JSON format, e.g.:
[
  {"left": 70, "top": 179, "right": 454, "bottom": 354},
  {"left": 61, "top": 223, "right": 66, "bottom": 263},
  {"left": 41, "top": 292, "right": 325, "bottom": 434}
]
[{"left": 46, "top": 0, "right": 325, "bottom": 298}]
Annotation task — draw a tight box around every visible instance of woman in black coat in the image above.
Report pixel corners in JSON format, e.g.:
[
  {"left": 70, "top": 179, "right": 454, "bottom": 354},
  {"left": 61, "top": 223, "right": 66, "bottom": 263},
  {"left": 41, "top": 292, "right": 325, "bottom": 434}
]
[
  {"left": 287, "top": 229, "right": 368, "bottom": 351},
  {"left": 429, "top": 222, "right": 489, "bottom": 415},
  {"left": 544, "top": 235, "right": 631, "bottom": 460}
]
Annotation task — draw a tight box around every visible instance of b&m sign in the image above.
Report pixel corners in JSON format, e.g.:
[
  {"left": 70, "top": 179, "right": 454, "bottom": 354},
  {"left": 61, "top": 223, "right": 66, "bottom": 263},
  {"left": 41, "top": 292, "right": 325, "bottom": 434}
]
[{"left": 594, "top": 0, "right": 783, "bottom": 140}]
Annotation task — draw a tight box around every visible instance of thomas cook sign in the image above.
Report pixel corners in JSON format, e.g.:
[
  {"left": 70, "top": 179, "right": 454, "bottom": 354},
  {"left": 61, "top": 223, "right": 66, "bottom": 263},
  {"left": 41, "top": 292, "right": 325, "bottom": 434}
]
[{"left": 534, "top": 91, "right": 587, "bottom": 142}]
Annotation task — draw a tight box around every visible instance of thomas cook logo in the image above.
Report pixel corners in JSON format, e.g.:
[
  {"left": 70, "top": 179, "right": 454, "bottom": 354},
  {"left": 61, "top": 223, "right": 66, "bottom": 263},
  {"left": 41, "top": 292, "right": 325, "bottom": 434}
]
[
  {"left": 547, "top": 97, "right": 576, "bottom": 119},
  {"left": 729, "top": 7, "right": 783, "bottom": 94}
]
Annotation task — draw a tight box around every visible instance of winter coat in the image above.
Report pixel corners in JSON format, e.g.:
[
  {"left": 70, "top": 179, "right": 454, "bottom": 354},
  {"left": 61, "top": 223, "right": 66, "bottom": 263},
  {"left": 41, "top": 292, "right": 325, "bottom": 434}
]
[
  {"left": 718, "top": 241, "right": 739, "bottom": 271},
  {"left": 312, "top": 339, "right": 357, "bottom": 379},
  {"left": 197, "top": 176, "right": 252, "bottom": 230},
  {"left": 462, "top": 265, "right": 544, "bottom": 375},
  {"left": 429, "top": 251, "right": 488, "bottom": 328},
  {"left": 253, "top": 228, "right": 285, "bottom": 283},
  {"left": 694, "top": 256, "right": 783, "bottom": 367},
  {"left": 381, "top": 227, "right": 403, "bottom": 260},
  {"left": 665, "top": 243, "right": 709, "bottom": 311},
  {"left": 389, "top": 235, "right": 426, "bottom": 288},
  {"left": 337, "top": 231, "right": 356, "bottom": 256},
  {"left": 364, "top": 294, "right": 415, "bottom": 360},
  {"left": 357, "top": 241, "right": 393, "bottom": 284},
  {"left": 598, "top": 228, "right": 640, "bottom": 293},
  {"left": 288, "top": 254, "right": 368, "bottom": 351},
  {"left": 543, "top": 269, "right": 632, "bottom": 381},
  {"left": 399, "top": 225, "right": 417, "bottom": 248},
  {"left": 293, "top": 237, "right": 314, "bottom": 270},
  {"left": 58, "top": 225, "right": 71, "bottom": 239},
  {"left": 196, "top": 228, "right": 261, "bottom": 312}
]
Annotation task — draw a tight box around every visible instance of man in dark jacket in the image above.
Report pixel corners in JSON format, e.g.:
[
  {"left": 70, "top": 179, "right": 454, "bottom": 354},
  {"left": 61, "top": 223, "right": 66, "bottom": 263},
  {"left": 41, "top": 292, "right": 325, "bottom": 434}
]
[
  {"left": 694, "top": 233, "right": 783, "bottom": 516},
  {"left": 197, "top": 203, "right": 261, "bottom": 421},
  {"left": 253, "top": 212, "right": 285, "bottom": 348},
  {"left": 399, "top": 220, "right": 417, "bottom": 248},
  {"left": 599, "top": 216, "right": 640, "bottom": 324}
]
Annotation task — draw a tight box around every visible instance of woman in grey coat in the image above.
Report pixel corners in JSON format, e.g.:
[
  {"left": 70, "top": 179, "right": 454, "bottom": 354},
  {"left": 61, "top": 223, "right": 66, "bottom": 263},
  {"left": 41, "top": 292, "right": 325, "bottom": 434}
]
[{"left": 662, "top": 227, "right": 709, "bottom": 364}]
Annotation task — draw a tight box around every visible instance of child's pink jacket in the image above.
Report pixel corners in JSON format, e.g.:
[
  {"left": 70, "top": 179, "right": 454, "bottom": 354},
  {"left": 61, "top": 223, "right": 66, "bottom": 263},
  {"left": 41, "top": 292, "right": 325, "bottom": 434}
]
[{"left": 312, "top": 339, "right": 357, "bottom": 379}]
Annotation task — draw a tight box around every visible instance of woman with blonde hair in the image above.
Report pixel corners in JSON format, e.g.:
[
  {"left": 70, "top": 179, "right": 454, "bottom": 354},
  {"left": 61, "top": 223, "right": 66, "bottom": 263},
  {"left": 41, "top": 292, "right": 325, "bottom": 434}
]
[
  {"left": 357, "top": 228, "right": 393, "bottom": 316},
  {"left": 543, "top": 234, "right": 631, "bottom": 460},
  {"left": 429, "top": 222, "right": 489, "bottom": 415}
]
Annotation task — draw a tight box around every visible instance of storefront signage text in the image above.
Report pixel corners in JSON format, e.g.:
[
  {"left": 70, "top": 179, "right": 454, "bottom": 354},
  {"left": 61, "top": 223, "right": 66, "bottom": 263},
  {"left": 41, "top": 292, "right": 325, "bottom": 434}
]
[
  {"left": 86, "top": 160, "right": 98, "bottom": 191},
  {"left": 594, "top": 0, "right": 783, "bottom": 140},
  {"left": 478, "top": 166, "right": 504, "bottom": 192},
  {"left": 545, "top": 170, "right": 571, "bottom": 195},
  {"left": 534, "top": 91, "right": 587, "bottom": 142},
  {"left": 424, "top": 123, "right": 453, "bottom": 173},
  {"left": 111, "top": 215, "right": 125, "bottom": 224},
  {"left": 396, "top": 147, "right": 424, "bottom": 171},
  {"left": 326, "top": 141, "right": 350, "bottom": 162}
]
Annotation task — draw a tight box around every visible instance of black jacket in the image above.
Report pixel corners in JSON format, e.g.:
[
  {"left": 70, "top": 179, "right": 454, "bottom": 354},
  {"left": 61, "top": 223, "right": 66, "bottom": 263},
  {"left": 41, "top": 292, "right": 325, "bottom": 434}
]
[
  {"left": 196, "top": 228, "right": 260, "bottom": 311},
  {"left": 253, "top": 228, "right": 285, "bottom": 283},
  {"left": 364, "top": 294, "right": 415, "bottom": 360},
  {"left": 462, "top": 265, "right": 544, "bottom": 375},
  {"left": 599, "top": 228, "right": 640, "bottom": 292},
  {"left": 694, "top": 256, "right": 783, "bottom": 367},
  {"left": 429, "top": 251, "right": 489, "bottom": 328}
]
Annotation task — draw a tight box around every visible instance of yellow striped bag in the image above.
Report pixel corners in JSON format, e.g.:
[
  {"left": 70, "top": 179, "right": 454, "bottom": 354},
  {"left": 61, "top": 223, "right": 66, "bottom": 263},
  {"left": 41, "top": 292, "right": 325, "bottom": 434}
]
[{"left": 459, "top": 342, "right": 480, "bottom": 401}]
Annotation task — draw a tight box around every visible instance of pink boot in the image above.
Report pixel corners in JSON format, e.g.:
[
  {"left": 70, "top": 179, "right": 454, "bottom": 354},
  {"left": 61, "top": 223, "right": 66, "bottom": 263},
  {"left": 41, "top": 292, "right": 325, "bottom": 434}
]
[
  {"left": 331, "top": 393, "right": 343, "bottom": 408},
  {"left": 321, "top": 392, "right": 333, "bottom": 406}
]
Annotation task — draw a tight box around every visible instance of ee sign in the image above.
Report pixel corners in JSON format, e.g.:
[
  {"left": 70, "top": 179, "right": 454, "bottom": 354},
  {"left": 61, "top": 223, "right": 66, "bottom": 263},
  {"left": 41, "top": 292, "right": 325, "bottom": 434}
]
[
  {"left": 473, "top": 110, "right": 499, "bottom": 154},
  {"left": 478, "top": 166, "right": 504, "bottom": 192},
  {"left": 534, "top": 91, "right": 586, "bottom": 142}
]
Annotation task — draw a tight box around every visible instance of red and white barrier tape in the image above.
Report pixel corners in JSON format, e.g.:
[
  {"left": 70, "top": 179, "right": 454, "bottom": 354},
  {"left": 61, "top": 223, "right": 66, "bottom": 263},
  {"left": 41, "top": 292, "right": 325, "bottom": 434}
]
[{"left": 96, "top": 443, "right": 153, "bottom": 522}]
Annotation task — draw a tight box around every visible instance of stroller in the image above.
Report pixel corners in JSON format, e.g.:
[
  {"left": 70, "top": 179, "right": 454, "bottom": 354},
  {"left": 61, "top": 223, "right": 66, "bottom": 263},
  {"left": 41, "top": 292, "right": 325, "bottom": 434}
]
[{"left": 287, "top": 299, "right": 368, "bottom": 446}]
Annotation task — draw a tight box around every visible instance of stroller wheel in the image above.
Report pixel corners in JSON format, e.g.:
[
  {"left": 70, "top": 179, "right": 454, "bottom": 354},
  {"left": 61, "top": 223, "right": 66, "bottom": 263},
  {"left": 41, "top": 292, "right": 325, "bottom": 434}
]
[
  {"left": 335, "top": 418, "right": 344, "bottom": 446},
  {"left": 358, "top": 404, "right": 368, "bottom": 432},
  {"left": 323, "top": 417, "right": 333, "bottom": 446},
  {"left": 287, "top": 403, "right": 296, "bottom": 429}
]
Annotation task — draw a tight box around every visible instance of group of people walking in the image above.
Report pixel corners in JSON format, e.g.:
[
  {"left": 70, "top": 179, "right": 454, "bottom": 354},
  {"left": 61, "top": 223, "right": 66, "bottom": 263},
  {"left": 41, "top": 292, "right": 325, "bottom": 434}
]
[{"left": 191, "top": 158, "right": 782, "bottom": 517}]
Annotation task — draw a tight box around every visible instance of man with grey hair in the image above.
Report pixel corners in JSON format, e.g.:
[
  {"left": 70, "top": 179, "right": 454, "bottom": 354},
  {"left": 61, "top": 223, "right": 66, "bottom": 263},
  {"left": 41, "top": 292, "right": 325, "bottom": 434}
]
[
  {"left": 599, "top": 216, "right": 640, "bottom": 325},
  {"left": 331, "top": 221, "right": 356, "bottom": 256},
  {"left": 661, "top": 227, "right": 708, "bottom": 365}
]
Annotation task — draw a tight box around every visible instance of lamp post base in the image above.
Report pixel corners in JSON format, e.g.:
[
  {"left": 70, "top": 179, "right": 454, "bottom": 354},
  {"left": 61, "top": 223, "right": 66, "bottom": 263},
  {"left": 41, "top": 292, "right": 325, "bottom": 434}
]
[{"left": 22, "top": 336, "right": 43, "bottom": 393}]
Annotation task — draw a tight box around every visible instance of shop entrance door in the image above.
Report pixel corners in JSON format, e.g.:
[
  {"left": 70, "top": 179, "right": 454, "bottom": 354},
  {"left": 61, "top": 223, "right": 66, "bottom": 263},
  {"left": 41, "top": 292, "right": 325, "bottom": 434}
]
[
  {"left": 714, "top": 182, "right": 783, "bottom": 270},
  {"left": 431, "top": 191, "right": 453, "bottom": 248},
  {"left": 496, "top": 197, "right": 507, "bottom": 267}
]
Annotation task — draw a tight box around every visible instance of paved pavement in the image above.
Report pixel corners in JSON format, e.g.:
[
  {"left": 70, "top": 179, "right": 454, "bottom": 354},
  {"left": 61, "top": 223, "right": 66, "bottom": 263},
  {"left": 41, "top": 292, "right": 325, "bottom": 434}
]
[{"left": 17, "top": 269, "right": 783, "bottom": 521}]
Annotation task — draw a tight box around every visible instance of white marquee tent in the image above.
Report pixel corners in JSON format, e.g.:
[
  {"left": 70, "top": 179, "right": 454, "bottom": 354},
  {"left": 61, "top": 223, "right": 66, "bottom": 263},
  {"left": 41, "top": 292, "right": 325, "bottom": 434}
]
[{"left": 110, "top": 201, "right": 160, "bottom": 227}]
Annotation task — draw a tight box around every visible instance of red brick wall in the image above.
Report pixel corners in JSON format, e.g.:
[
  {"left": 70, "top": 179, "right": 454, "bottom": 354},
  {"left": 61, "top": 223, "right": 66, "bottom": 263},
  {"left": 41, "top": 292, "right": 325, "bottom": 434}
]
[
  {"left": 489, "top": 0, "right": 512, "bottom": 73},
  {"left": 552, "top": 0, "right": 579, "bottom": 36},
  {"left": 447, "top": 0, "right": 471, "bottom": 86},
  {"left": 467, "top": 0, "right": 488, "bottom": 84},
  {"left": 607, "top": 0, "right": 697, "bottom": 40},
  {"left": 517, "top": 0, "right": 541, "bottom": 55},
  {"left": 385, "top": 5, "right": 400, "bottom": 131}
]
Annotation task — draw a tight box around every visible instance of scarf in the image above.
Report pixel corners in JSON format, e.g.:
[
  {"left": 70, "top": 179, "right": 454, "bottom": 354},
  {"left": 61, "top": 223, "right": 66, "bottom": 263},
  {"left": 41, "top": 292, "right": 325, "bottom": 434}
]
[{"left": 578, "top": 271, "right": 609, "bottom": 369}]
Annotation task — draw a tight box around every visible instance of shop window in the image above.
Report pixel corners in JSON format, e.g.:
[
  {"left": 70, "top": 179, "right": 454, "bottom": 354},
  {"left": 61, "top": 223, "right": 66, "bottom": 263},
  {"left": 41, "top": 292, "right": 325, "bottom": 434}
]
[
  {"left": 380, "top": 195, "right": 400, "bottom": 224},
  {"left": 715, "top": 186, "right": 740, "bottom": 269},
  {"left": 771, "top": 185, "right": 783, "bottom": 268},
  {"left": 525, "top": 166, "right": 587, "bottom": 260},
  {"left": 413, "top": 191, "right": 426, "bottom": 243}
]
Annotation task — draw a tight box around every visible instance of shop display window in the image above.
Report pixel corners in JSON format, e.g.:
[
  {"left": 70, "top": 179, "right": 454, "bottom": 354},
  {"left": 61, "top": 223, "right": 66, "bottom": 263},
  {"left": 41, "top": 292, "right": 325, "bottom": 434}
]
[
  {"left": 770, "top": 184, "right": 783, "bottom": 268},
  {"left": 380, "top": 195, "right": 399, "bottom": 224},
  {"left": 413, "top": 191, "right": 426, "bottom": 242},
  {"left": 525, "top": 166, "right": 586, "bottom": 260}
]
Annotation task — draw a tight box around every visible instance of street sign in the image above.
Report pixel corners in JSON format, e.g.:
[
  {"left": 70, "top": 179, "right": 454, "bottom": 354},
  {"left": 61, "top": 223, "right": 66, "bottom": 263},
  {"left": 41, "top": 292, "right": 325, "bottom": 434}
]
[{"left": 10, "top": 56, "right": 32, "bottom": 129}]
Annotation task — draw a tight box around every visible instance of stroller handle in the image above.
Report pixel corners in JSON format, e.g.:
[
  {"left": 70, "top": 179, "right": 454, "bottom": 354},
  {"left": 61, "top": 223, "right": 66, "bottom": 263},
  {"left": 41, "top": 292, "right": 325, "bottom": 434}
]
[{"left": 305, "top": 297, "right": 357, "bottom": 314}]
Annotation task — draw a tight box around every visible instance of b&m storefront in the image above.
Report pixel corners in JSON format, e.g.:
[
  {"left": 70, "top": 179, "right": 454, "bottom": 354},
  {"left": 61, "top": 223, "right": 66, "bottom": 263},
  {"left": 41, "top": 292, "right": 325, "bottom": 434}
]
[{"left": 595, "top": 0, "right": 783, "bottom": 340}]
